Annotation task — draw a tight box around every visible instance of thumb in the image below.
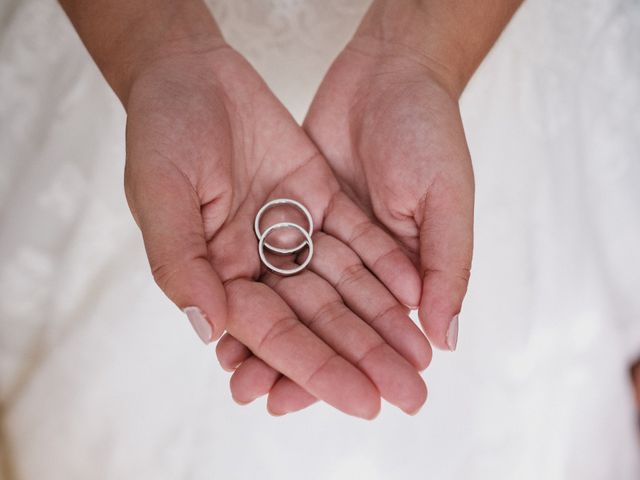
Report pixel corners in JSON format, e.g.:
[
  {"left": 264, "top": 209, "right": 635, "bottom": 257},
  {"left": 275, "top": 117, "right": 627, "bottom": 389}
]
[
  {"left": 125, "top": 160, "right": 229, "bottom": 344},
  {"left": 417, "top": 175, "right": 474, "bottom": 351}
]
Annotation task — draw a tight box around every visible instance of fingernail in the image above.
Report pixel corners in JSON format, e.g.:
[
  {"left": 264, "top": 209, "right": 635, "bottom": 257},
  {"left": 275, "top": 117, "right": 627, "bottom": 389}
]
[
  {"left": 183, "top": 306, "right": 213, "bottom": 344},
  {"left": 446, "top": 314, "right": 459, "bottom": 351}
]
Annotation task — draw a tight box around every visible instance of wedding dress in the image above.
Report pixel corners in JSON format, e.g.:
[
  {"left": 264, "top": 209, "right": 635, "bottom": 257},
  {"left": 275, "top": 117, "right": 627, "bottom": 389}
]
[{"left": 1, "top": 0, "right": 639, "bottom": 478}]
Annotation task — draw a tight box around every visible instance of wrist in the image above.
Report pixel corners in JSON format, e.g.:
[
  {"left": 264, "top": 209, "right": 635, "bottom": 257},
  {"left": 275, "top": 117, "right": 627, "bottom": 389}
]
[
  {"left": 353, "top": 0, "right": 469, "bottom": 98},
  {"left": 62, "top": 0, "right": 226, "bottom": 105},
  {"left": 353, "top": 0, "right": 522, "bottom": 99},
  {"left": 110, "top": 4, "right": 226, "bottom": 105}
]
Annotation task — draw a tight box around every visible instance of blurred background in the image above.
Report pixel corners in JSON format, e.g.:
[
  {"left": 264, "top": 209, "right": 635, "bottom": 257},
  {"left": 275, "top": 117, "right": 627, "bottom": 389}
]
[{"left": 1, "top": 0, "right": 639, "bottom": 478}]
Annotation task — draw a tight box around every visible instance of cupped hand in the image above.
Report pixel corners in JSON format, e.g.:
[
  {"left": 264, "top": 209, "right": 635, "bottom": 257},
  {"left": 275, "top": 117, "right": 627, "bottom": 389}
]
[
  {"left": 304, "top": 38, "right": 475, "bottom": 352},
  {"left": 124, "top": 43, "right": 431, "bottom": 418},
  {"left": 219, "top": 38, "right": 473, "bottom": 416}
]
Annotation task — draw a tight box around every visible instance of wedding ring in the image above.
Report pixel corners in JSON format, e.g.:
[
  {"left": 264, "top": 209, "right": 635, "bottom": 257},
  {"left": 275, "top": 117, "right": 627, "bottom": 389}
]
[
  {"left": 254, "top": 198, "right": 313, "bottom": 254},
  {"left": 258, "top": 222, "right": 314, "bottom": 276}
]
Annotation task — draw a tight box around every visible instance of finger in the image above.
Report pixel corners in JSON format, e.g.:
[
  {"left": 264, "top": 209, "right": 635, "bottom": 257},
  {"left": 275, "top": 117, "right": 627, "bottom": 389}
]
[
  {"left": 228, "top": 356, "right": 319, "bottom": 413},
  {"left": 416, "top": 176, "right": 473, "bottom": 351},
  {"left": 125, "top": 160, "right": 229, "bottom": 342},
  {"left": 216, "top": 333, "right": 251, "bottom": 371},
  {"left": 223, "top": 343, "right": 318, "bottom": 413},
  {"left": 225, "top": 278, "right": 381, "bottom": 419},
  {"left": 322, "top": 192, "right": 422, "bottom": 308},
  {"left": 268, "top": 377, "right": 317, "bottom": 416},
  {"left": 308, "top": 233, "right": 432, "bottom": 371},
  {"left": 229, "top": 356, "right": 281, "bottom": 405},
  {"left": 220, "top": 334, "right": 319, "bottom": 412},
  {"left": 263, "top": 268, "right": 427, "bottom": 415}
]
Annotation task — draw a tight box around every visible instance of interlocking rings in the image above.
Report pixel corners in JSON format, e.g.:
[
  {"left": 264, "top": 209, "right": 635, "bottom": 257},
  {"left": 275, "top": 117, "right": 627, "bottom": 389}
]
[
  {"left": 254, "top": 198, "right": 313, "bottom": 254},
  {"left": 255, "top": 198, "right": 314, "bottom": 276}
]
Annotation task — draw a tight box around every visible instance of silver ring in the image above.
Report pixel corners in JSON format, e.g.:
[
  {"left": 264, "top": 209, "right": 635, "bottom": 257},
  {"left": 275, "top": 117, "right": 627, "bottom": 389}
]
[
  {"left": 258, "top": 222, "right": 313, "bottom": 276},
  {"left": 254, "top": 198, "right": 313, "bottom": 254}
]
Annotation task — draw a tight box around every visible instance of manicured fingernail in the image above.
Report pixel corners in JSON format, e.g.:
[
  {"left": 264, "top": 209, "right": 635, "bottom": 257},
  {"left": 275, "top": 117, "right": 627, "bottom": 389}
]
[
  {"left": 183, "top": 306, "right": 213, "bottom": 344},
  {"left": 446, "top": 314, "right": 459, "bottom": 351}
]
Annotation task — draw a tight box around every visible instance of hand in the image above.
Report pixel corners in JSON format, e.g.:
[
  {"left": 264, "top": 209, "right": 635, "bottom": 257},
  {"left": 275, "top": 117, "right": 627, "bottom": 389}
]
[
  {"left": 304, "top": 37, "right": 475, "bottom": 351},
  {"left": 124, "top": 42, "right": 430, "bottom": 418},
  {"left": 220, "top": 37, "right": 473, "bottom": 415}
]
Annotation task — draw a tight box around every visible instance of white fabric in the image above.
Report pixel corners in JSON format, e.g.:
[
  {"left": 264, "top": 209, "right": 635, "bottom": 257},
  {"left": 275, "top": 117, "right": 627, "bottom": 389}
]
[{"left": 1, "top": 0, "right": 639, "bottom": 478}]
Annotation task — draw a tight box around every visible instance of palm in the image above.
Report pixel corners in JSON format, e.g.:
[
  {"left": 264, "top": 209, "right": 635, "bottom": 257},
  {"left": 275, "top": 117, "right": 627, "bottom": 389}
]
[{"left": 125, "top": 47, "right": 430, "bottom": 417}]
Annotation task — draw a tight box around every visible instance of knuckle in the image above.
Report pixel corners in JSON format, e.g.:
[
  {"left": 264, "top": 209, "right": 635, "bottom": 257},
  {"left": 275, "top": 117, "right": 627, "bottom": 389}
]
[
  {"left": 370, "top": 304, "right": 402, "bottom": 329},
  {"left": 336, "top": 263, "right": 369, "bottom": 291},
  {"left": 308, "top": 300, "right": 348, "bottom": 330},
  {"left": 371, "top": 246, "right": 403, "bottom": 271},
  {"left": 348, "top": 220, "right": 377, "bottom": 245},
  {"left": 354, "top": 342, "right": 386, "bottom": 368},
  {"left": 150, "top": 261, "right": 178, "bottom": 291},
  {"left": 256, "top": 315, "right": 300, "bottom": 352},
  {"left": 150, "top": 259, "right": 196, "bottom": 297},
  {"left": 303, "top": 353, "right": 339, "bottom": 388}
]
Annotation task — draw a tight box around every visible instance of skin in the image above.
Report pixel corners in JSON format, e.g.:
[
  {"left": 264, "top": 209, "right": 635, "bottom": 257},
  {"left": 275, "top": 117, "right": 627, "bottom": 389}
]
[
  {"left": 220, "top": 0, "right": 523, "bottom": 413},
  {"left": 125, "top": 43, "right": 438, "bottom": 418},
  {"left": 60, "top": 0, "right": 528, "bottom": 417},
  {"left": 59, "top": 0, "right": 640, "bottom": 428},
  {"left": 216, "top": 46, "right": 475, "bottom": 414},
  {"left": 61, "top": 0, "right": 432, "bottom": 418}
]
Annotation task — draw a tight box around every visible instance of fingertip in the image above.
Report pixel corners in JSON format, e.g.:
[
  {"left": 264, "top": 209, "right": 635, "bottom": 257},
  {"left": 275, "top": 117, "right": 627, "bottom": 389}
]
[
  {"left": 352, "top": 376, "right": 382, "bottom": 421},
  {"left": 418, "top": 271, "right": 466, "bottom": 351},
  {"left": 183, "top": 306, "right": 213, "bottom": 345},
  {"left": 201, "top": 277, "right": 228, "bottom": 342},
  {"left": 359, "top": 396, "right": 382, "bottom": 421},
  {"left": 304, "top": 355, "right": 381, "bottom": 420},
  {"left": 412, "top": 336, "right": 433, "bottom": 371},
  {"left": 211, "top": 325, "right": 225, "bottom": 342},
  {"left": 266, "top": 404, "right": 286, "bottom": 417},
  {"left": 406, "top": 386, "right": 428, "bottom": 416},
  {"left": 357, "top": 344, "right": 427, "bottom": 415},
  {"left": 216, "top": 333, "right": 251, "bottom": 371},
  {"left": 167, "top": 258, "right": 228, "bottom": 343},
  {"left": 418, "top": 304, "right": 450, "bottom": 351},
  {"left": 400, "top": 311, "right": 433, "bottom": 370},
  {"left": 375, "top": 249, "right": 422, "bottom": 308},
  {"left": 402, "top": 267, "right": 423, "bottom": 311},
  {"left": 229, "top": 357, "right": 280, "bottom": 405},
  {"left": 370, "top": 306, "right": 432, "bottom": 371},
  {"left": 267, "top": 377, "right": 317, "bottom": 416},
  {"left": 400, "top": 377, "right": 428, "bottom": 416},
  {"left": 446, "top": 314, "right": 459, "bottom": 352}
]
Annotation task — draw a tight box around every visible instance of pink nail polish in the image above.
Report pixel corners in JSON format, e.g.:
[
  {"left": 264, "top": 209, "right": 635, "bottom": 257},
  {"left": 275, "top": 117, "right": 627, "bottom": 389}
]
[
  {"left": 183, "top": 306, "right": 213, "bottom": 344},
  {"left": 446, "top": 314, "right": 459, "bottom": 351}
]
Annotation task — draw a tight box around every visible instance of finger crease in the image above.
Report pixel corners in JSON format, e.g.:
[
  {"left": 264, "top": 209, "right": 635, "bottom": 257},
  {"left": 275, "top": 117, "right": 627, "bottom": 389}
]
[
  {"left": 355, "top": 342, "right": 386, "bottom": 369},
  {"left": 370, "top": 246, "right": 403, "bottom": 273},
  {"left": 303, "top": 353, "right": 340, "bottom": 388},
  {"left": 335, "top": 263, "right": 368, "bottom": 291},
  {"left": 307, "top": 300, "right": 350, "bottom": 331},
  {"left": 348, "top": 220, "right": 377, "bottom": 246},
  {"left": 369, "top": 304, "right": 401, "bottom": 329},
  {"left": 256, "top": 315, "right": 300, "bottom": 352}
]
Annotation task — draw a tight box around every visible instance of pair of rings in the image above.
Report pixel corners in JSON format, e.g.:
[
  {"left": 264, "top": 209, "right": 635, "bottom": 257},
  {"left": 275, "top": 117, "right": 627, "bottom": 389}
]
[{"left": 254, "top": 198, "right": 314, "bottom": 276}]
